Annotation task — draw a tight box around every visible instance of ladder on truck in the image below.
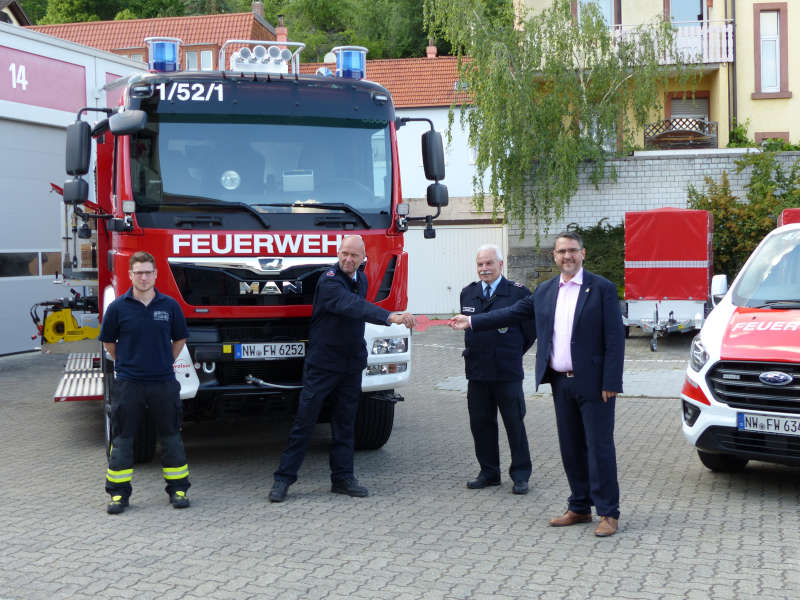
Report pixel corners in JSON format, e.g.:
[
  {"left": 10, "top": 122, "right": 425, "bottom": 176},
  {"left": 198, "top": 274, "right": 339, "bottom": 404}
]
[{"left": 54, "top": 353, "right": 103, "bottom": 402}]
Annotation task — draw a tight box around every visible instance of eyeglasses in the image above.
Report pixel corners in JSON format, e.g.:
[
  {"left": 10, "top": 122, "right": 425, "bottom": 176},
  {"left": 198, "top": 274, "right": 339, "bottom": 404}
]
[
  {"left": 130, "top": 270, "right": 156, "bottom": 277},
  {"left": 554, "top": 248, "right": 582, "bottom": 256}
]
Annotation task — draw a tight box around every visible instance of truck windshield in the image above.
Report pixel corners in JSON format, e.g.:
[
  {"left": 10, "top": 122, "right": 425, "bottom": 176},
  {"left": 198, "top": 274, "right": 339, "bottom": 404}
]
[
  {"left": 129, "top": 117, "right": 391, "bottom": 222},
  {"left": 732, "top": 229, "right": 800, "bottom": 307}
]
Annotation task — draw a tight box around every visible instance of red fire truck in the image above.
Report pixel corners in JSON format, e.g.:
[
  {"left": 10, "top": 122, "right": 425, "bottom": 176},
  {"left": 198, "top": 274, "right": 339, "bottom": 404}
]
[{"left": 53, "top": 39, "right": 447, "bottom": 462}]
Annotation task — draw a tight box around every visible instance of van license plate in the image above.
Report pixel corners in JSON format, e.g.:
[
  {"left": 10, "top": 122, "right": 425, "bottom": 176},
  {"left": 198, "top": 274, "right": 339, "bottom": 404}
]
[
  {"left": 737, "top": 412, "right": 800, "bottom": 436},
  {"left": 234, "top": 343, "right": 305, "bottom": 360}
]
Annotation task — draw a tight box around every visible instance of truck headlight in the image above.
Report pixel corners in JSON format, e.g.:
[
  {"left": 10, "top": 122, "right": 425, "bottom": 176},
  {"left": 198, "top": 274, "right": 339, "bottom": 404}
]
[
  {"left": 689, "top": 335, "right": 709, "bottom": 372},
  {"left": 372, "top": 337, "right": 408, "bottom": 354}
]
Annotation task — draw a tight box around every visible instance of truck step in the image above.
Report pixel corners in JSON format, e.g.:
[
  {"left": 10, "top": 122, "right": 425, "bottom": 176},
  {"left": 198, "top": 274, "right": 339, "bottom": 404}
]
[{"left": 54, "top": 353, "right": 103, "bottom": 402}]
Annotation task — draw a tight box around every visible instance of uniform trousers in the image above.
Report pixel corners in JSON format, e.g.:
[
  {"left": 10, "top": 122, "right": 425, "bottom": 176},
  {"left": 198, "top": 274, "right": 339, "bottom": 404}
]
[
  {"left": 106, "top": 378, "right": 190, "bottom": 498},
  {"left": 467, "top": 380, "right": 532, "bottom": 483},
  {"left": 549, "top": 371, "right": 619, "bottom": 519},
  {"left": 275, "top": 363, "right": 361, "bottom": 484}
]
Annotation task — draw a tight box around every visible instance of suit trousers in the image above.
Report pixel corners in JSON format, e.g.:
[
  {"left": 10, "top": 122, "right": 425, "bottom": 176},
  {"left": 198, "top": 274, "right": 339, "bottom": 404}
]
[
  {"left": 467, "top": 380, "right": 532, "bottom": 483},
  {"left": 274, "top": 363, "right": 362, "bottom": 484},
  {"left": 549, "top": 372, "right": 620, "bottom": 519}
]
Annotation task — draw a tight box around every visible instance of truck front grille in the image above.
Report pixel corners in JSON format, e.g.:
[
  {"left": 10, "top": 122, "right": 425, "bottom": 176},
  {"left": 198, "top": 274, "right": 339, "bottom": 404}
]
[{"left": 706, "top": 361, "right": 800, "bottom": 414}]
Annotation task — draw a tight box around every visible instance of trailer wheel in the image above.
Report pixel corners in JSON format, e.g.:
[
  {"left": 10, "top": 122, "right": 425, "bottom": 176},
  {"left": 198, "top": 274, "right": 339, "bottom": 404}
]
[
  {"left": 697, "top": 449, "right": 748, "bottom": 472},
  {"left": 354, "top": 391, "right": 396, "bottom": 450}
]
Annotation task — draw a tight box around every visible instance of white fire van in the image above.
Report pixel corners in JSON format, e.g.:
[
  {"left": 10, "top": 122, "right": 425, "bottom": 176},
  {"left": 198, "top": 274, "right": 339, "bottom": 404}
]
[{"left": 681, "top": 219, "right": 800, "bottom": 471}]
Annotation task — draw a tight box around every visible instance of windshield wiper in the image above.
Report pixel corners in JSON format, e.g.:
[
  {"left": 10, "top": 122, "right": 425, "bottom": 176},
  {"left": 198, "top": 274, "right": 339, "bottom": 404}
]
[
  {"left": 256, "top": 202, "right": 371, "bottom": 229},
  {"left": 154, "top": 198, "right": 271, "bottom": 229},
  {"left": 752, "top": 299, "right": 800, "bottom": 309}
]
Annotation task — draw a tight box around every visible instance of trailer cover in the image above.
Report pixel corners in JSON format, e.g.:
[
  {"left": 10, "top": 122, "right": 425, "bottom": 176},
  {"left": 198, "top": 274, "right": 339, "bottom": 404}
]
[
  {"left": 625, "top": 207, "right": 712, "bottom": 301},
  {"left": 778, "top": 208, "right": 800, "bottom": 226}
]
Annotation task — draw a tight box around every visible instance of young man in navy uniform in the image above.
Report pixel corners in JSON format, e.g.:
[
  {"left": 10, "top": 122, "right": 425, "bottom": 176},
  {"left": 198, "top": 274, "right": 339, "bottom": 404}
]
[
  {"left": 461, "top": 244, "right": 534, "bottom": 494},
  {"left": 99, "top": 251, "right": 191, "bottom": 514},
  {"left": 269, "top": 235, "right": 415, "bottom": 502}
]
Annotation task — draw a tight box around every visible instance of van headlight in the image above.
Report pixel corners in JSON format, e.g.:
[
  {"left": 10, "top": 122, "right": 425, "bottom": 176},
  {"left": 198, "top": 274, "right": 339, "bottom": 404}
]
[
  {"left": 689, "top": 335, "right": 709, "bottom": 372},
  {"left": 372, "top": 337, "right": 408, "bottom": 354}
]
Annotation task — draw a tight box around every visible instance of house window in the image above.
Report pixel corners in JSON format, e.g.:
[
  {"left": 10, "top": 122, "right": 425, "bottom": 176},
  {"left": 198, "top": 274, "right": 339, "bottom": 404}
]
[
  {"left": 185, "top": 51, "right": 198, "bottom": 71},
  {"left": 669, "top": 0, "right": 704, "bottom": 23},
  {"left": 752, "top": 3, "right": 791, "bottom": 99},
  {"left": 200, "top": 50, "right": 213, "bottom": 71},
  {"left": 128, "top": 54, "right": 144, "bottom": 62},
  {"left": 760, "top": 11, "right": 779, "bottom": 92},
  {"left": 577, "top": 0, "right": 613, "bottom": 25}
]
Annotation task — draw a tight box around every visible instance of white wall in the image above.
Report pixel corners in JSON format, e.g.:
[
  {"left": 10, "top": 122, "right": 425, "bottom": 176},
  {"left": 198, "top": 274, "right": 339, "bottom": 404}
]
[{"left": 396, "top": 106, "right": 476, "bottom": 200}]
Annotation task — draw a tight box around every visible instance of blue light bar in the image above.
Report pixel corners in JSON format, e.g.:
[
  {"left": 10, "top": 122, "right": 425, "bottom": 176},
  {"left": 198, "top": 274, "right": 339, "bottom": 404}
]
[
  {"left": 144, "top": 37, "right": 182, "bottom": 73},
  {"left": 333, "top": 46, "right": 368, "bottom": 80}
]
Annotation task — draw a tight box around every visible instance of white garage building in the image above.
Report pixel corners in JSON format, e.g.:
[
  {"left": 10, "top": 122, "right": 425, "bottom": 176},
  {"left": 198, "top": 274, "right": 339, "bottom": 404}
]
[{"left": 0, "top": 23, "right": 144, "bottom": 354}]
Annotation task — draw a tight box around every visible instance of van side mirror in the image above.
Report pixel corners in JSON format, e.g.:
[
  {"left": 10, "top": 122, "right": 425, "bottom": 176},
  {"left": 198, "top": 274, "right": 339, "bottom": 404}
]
[
  {"left": 63, "top": 178, "right": 89, "bottom": 205},
  {"left": 421, "top": 130, "right": 445, "bottom": 181},
  {"left": 711, "top": 274, "right": 728, "bottom": 305},
  {"left": 109, "top": 109, "right": 147, "bottom": 135},
  {"left": 66, "top": 121, "right": 91, "bottom": 176}
]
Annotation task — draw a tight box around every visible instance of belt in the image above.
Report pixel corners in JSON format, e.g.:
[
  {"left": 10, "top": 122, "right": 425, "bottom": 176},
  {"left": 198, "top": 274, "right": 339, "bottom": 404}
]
[{"left": 552, "top": 370, "right": 574, "bottom": 378}]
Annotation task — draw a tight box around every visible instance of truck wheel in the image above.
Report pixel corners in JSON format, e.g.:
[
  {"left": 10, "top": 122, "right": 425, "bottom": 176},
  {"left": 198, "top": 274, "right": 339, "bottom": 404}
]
[
  {"left": 697, "top": 449, "right": 748, "bottom": 472},
  {"left": 354, "top": 391, "right": 396, "bottom": 450},
  {"left": 102, "top": 353, "right": 114, "bottom": 459}
]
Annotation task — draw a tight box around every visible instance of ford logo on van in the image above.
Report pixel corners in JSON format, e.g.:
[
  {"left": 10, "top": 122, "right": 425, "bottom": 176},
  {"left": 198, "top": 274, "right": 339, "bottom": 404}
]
[{"left": 758, "top": 371, "right": 793, "bottom": 386}]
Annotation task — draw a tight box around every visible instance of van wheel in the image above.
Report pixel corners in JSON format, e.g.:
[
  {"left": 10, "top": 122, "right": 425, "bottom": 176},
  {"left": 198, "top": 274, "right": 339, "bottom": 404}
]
[
  {"left": 354, "top": 391, "right": 396, "bottom": 450},
  {"left": 697, "top": 449, "right": 748, "bottom": 472}
]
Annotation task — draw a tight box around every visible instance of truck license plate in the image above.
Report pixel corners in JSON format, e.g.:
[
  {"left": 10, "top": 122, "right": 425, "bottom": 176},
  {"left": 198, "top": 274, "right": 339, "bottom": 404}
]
[
  {"left": 234, "top": 342, "right": 305, "bottom": 360},
  {"left": 737, "top": 412, "right": 800, "bottom": 437}
]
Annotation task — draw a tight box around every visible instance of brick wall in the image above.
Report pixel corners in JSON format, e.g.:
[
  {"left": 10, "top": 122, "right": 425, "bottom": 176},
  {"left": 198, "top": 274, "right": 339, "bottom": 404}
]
[{"left": 506, "top": 149, "right": 800, "bottom": 287}]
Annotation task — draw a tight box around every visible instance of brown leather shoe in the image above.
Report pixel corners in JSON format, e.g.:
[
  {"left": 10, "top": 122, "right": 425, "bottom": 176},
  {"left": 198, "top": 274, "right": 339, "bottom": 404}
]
[
  {"left": 594, "top": 516, "right": 618, "bottom": 537},
  {"left": 548, "top": 510, "right": 592, "bottom": 527}
]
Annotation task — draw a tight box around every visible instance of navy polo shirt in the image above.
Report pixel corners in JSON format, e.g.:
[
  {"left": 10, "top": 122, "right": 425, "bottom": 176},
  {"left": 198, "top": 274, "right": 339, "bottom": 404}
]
[{"left": 99, "top": 288, "right": 189, "bottom": 382}]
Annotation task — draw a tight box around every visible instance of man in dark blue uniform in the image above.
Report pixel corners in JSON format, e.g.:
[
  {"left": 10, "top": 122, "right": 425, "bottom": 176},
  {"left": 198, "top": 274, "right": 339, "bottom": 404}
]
[
  {"left": 269, "top": 235, "right": 415, "bottom": 502},
  {"left": 99, "top": 251, "right": 191, "bottom": 514},
  {"left": 461, "top": 244, "right": 534, "bottom": 494}
]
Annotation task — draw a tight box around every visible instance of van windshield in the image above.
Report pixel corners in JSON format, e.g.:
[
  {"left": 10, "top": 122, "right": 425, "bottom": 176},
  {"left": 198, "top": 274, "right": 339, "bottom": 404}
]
[{"left": 732, "top": 229, "right": 800, "bottom": 307}]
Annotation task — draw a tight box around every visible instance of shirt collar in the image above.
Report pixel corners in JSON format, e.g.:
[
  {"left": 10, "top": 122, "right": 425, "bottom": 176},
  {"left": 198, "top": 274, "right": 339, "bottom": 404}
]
[
  {"left": 559, "top": 268, "right": 583, "bottom": 288},
  {"left": 482, "top": 276, "right": 502, "bottom": 295}
]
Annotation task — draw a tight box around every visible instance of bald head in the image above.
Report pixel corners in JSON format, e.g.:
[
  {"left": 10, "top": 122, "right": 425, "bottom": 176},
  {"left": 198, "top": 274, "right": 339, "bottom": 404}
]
[{"left": 338, "top": 235, "right": 366, "bottom": 276}]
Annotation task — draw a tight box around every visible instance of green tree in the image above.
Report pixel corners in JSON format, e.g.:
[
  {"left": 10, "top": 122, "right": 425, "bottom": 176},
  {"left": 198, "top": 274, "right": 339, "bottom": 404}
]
[
  {"left": 19, "top": 0, "right": 48, "bottom": 23},
  {"left": 38, "top": 0, "right": 123, "bottom": 23},
  {"left": 424, "top": 0, "right": 698, "bottom": 238}
]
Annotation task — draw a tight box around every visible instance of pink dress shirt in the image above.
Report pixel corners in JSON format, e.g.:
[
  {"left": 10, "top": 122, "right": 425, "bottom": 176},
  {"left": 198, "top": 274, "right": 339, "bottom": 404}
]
[{"left": 549, "top": 268, "right": 584, "bottom": 372}]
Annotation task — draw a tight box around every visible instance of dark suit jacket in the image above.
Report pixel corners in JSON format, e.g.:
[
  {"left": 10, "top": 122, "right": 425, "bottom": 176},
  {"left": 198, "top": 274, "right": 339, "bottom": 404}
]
[
  {"left": 471, "top": 270, "right": 624, "bottom": 398},
  {"left": 460, "top": 276, "right": 534, "bottom": 382}
]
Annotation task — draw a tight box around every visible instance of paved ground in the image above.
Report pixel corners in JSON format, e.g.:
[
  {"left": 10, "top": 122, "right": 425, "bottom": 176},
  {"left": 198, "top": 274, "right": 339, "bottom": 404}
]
[{"left": 1, "top": 327, "right": 799, "bottom": 600}]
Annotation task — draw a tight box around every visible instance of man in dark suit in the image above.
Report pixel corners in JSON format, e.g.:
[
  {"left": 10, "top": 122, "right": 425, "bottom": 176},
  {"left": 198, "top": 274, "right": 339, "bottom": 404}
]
[
  {"left": 268, "top": 235, "right": 415, "bottom": 503},
  {"left": 460, "top": 244, "right": 534, "bottom": 494},
  {"left": 451, "top": 231, "right": 625, "bottom": 536}
]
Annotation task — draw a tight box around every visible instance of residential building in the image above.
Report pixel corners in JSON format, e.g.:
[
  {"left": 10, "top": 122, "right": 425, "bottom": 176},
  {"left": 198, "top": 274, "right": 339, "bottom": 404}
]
[
  {"left": 521, "top": 1, "right": 799, "bottom": 147},
  {"left": 0, "top": 0, "right": 30, "bottom": 26}
]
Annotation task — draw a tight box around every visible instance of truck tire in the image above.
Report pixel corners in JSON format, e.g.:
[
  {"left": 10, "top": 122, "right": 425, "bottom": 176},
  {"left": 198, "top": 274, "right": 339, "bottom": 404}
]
[
  {"left": 102, "top": 352, "right": 156, "bottom": 464},
  {"left": 697, "top": 449, "right": 748, "bottom": 472},
  {"left": 354, "top": 391, "right": 396, "bottom": 450}
]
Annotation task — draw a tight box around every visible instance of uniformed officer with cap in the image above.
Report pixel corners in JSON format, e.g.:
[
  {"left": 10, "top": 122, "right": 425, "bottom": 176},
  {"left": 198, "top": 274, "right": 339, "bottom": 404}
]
[
  {"left": 269, "top": 235, "right": 415, "bottom": 502},
  {"left": 461, "top": 244, "right": 534, "bottom": 494}
]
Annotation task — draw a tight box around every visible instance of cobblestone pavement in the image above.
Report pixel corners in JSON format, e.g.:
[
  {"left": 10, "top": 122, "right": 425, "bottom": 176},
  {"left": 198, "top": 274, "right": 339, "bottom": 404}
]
[{"left": 1, "top": 328, "right": 799, "bottom": 600}]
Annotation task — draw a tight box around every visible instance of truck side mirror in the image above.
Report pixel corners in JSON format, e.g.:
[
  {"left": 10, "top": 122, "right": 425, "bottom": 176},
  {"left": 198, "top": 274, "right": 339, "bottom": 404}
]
[
  {"left": 66, "top": 121, "right": 91, "bottom": 176},
  {"left": 421, "top": 130, "right": 445, "bottom": 181},
  {"left": 426, "top": 182, "right": 449, "bottom": 208},
  {"left": 63, "top": 178, "right": 89, "bottom": 205},
  {"left": 109, "top": 109, "right": 147, "bottom": 135},
  {"left": 710, "top": 274, "right": 728, "bottom": 305}
]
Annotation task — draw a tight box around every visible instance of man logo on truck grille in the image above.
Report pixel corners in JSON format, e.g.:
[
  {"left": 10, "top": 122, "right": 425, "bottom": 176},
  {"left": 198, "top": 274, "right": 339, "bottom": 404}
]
[
  {"left": 758, "top": 371, "right": 793, "bottom": 386},
  {"left": 240, "top": 281, "right": 302, "bottom": 295}
]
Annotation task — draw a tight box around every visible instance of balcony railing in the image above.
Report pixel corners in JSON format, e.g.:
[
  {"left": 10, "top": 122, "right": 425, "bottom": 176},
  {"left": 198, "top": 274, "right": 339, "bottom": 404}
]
[
  {"left": 644, "top": 117, "right": 718, "bottom": 149},
  {"left": 614, "top": 21, "right": 734, "bottom": 65}
]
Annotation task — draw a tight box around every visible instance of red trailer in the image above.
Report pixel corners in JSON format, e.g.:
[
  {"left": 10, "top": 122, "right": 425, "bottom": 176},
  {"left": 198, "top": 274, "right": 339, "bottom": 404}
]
[{"left": 624, "top": 207, "right": 713, "bottom": 351}]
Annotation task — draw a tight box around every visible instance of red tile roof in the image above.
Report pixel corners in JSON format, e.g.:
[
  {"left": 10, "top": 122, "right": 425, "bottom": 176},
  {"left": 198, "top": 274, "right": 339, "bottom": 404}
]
[
  {"left": 302, "top": 56, "right": 470, "bottom": 108},
  {"left": 28, "top": 13, "right": 467, "bottom": 108},
  {"left": 27, "top": 12, "right": 274, "bottom": 53}
]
